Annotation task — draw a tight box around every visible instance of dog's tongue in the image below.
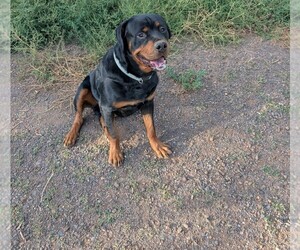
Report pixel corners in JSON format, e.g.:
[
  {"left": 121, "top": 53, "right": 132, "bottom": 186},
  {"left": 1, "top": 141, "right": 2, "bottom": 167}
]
[{"left": 149, "top": 57, "right": 166, "bottom": 71}]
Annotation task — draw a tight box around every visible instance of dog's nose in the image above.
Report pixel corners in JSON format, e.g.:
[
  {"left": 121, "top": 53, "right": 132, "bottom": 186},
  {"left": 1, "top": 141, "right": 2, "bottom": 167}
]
[{"left": 155, "top": 41, "right": 168, "bottom": 52}]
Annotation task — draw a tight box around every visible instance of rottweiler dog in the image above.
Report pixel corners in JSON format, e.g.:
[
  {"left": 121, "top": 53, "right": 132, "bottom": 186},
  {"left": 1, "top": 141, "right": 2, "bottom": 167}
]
[{"left": 64, "top": 14, "right": 172, "bottom": 166}]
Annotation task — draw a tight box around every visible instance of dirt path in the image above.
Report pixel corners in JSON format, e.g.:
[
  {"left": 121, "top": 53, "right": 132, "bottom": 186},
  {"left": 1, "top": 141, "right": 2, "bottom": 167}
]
[{"left": 11, "top": 36, "right": 289, "bottom": 249}]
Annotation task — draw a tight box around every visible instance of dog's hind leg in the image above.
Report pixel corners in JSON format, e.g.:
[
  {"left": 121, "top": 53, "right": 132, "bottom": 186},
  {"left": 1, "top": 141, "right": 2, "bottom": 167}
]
[{"left": 64, "top": 76, "right": 97, "bottom": 147}]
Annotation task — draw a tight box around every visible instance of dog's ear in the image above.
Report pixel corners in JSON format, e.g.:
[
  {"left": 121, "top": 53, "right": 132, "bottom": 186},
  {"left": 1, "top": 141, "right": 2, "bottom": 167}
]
[
  {"left": 166, "top": 24, "right": 172, "bottom": 39},
  {"left": 116, "top": 20, "right": 128, "bottom": 50},
  {"left": 114, "top": 19, "right": 129, "bottom": 64}
]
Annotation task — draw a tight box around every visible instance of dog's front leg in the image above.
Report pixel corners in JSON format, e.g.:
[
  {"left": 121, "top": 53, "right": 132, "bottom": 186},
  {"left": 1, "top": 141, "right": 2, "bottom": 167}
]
[
  {"left": 100, "top": 107, "right": 123, "bottom": 167},
  {"left": 141, "top": 101, "right": 172, "bottom": 158}
]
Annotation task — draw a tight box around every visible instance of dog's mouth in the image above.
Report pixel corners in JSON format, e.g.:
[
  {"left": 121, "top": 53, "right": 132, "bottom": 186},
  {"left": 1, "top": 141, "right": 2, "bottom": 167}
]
[{"left": 138, "top": 55, "right": 167, "bottom": 71}]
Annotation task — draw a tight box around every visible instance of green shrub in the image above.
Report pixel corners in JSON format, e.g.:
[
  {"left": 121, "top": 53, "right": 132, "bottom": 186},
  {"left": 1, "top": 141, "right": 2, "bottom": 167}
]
[{"left": 11, "top": 0, "right": 289, "bottom": 54}]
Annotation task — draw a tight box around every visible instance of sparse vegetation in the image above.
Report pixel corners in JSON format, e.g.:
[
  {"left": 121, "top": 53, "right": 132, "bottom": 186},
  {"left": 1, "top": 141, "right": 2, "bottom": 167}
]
[
  {"left": 262, "top": 165, "right": 281, "bottom": 177},
  {"left": 10, "top": 0, "right": 289, "bottom": 90},
  {"left": 166, "top": 66, "right": 206, "bottom": 91},
  {"left": 97, "top": 207, "right": 124, "bottom": 227},
  {"left": 11, "top": 0, "right": 289, "bottom": 54}
]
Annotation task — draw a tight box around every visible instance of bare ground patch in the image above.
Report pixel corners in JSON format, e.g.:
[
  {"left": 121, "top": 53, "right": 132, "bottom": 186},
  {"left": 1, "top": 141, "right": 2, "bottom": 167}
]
[{"left": 11, "top": 36, "right": 289, "bottom": 249}]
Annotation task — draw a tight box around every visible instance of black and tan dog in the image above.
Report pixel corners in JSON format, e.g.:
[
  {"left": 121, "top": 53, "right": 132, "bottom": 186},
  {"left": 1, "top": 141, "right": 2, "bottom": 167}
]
[{"left": 64, "top": 14, "right": 172, "bottom": 166}]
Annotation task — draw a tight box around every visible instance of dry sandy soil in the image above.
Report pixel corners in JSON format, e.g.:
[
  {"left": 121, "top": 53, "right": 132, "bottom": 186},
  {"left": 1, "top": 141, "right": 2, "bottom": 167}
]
[{"left": 11, "top": 36, "right": 289, "bottom": 249}]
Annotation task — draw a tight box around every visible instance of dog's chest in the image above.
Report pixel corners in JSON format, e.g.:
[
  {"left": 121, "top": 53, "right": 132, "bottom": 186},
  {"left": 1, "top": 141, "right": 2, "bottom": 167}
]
[
  {"left": 123, "top": 84, "right": 150, "bottom": 100},
  {"left": 112, "top": 82, "right": 156, "bottom": 117}
]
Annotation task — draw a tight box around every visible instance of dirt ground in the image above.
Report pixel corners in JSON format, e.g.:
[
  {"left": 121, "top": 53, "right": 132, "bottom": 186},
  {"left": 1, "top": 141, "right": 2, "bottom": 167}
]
[{"left": 11, "top": 36, "right": 289, "bottom": 249}]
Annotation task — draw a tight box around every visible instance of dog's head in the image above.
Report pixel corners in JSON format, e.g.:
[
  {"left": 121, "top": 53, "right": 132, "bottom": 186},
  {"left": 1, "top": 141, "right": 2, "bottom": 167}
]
[{"left": 115, "top": 14, "right": 171, "bottom": 73}]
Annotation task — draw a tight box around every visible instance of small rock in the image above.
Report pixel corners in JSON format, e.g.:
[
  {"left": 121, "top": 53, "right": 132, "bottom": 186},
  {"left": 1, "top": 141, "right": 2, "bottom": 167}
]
[
  {"left": 182, "top": 176, "right": 188, "bottom": 182},
  {"left": 177, "top": 227, "right": 183, "bottom": 234},
  {"left": 58, "top": 231, "right": 64, "bottom": 237}
]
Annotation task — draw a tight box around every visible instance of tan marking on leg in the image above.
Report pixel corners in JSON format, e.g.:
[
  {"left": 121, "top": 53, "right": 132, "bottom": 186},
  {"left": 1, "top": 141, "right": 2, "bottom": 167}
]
[
  {"left": 142, "top": 113, "right": 172, "bottom": 158},
  {"left": 64, "top": 89, "right": 97, "bottom": 147},
  {"left": 84, "top": 91, "right": 98, "bottom": 106},
  {"left": 100, "top": 117, "right": 123, "bottom": 167},
  {"left": 64, "top": 112, "right": 83, "bottom": 146}
]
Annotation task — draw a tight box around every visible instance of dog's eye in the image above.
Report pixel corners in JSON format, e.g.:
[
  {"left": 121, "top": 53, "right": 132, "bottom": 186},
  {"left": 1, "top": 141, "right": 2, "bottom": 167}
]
[
  {"left": 137, "top": 32, "right": 146, "bottom": 39},
  {"left": 159, "top": 26, "right": 166, "bottom": 33}
]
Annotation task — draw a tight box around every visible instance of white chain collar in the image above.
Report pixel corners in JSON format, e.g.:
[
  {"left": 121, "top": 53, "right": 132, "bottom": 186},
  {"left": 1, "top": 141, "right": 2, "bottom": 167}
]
[{"left": 113, "top": 52, "right": 153, "bottom": 84}]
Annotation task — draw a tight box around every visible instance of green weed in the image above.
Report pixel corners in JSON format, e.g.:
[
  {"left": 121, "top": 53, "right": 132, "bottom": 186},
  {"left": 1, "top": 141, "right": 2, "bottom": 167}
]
[
  {"left": 262, "top": 165, "right": 280, "bottom": 177},
  {"left": 43, "top": 186, "right": 56, "bottom": 205},
  {"left": 11, "top": 204, "right": 24, "bottom": 226},
  {"left": 159, "top": 184, "right": 172, "bottom": 200},
  {"left": 11, "top": 178, "right": 30, "bottom": 190},
  {"left": 248, "top": 128, "right": 263, "bottom": 143},
  {"left": 74, "top": 165, "right": 95, "bottom": 182},
  {"left": 272, "top": 202, "right": 286, "bottom": 213},
  {"left": 258, "top": 101, "right": 289, "bottom": 120},
  {"left": 167, "top": 66, "right": 206, "bottom": 91},
  {"left": 79, "top": 194, "right": 90, "bottom": 211},
  {"left": 174, "top": 197, "right": 184, "bottom": 210},
  {"left": 13, "top": 149, "right": 25, "bottom": 168},
  {"left": 97, "top": 207, "right": 124, "bottom": 226},
  {"left": 225, "top": 69, "right": 238, "bottom": 82}
]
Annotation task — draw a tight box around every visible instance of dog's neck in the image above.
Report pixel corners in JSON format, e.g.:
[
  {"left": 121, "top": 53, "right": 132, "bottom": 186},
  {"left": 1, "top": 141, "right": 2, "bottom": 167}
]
[{"left": 113, "top": 51, "right": 154, "bottom": 84}]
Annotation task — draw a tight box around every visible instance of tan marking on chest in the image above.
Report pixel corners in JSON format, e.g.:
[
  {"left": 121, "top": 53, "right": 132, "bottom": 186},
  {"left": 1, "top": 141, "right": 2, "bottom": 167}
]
[{"left": 112, "top": 91, "right": 155, "bottom": 109}]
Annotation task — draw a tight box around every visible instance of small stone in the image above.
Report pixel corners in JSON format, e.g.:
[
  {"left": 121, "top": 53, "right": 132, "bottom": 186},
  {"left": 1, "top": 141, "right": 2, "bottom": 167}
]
[
  {"left": 182, "top": 176, "right": 188, "bottom": 182},
  {"left": 177, "top": 227, "right": 183, "bottom": 234}
]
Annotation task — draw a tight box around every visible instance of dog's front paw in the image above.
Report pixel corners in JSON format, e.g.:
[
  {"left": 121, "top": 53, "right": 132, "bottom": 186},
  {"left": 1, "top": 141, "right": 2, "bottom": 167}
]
[
  {"left": 64, "top": 131, "right": 78, "bottom": 147},
  {"left": 108, "top": 147, "right": 123, "bottom": 167},
  {"left": 150, "top": 139, "right": 172, "bottom": 159}
]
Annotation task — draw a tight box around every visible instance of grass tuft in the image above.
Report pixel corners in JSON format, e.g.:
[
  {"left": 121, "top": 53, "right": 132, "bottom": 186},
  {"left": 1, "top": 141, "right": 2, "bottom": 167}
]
[{"left": 166, "top": 66, "right": 206, "bottom": 91}]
